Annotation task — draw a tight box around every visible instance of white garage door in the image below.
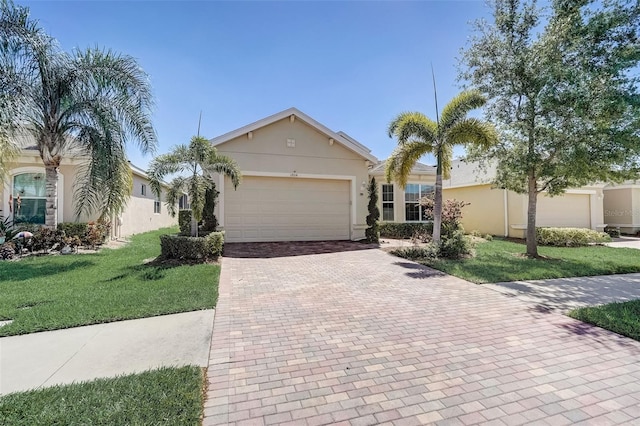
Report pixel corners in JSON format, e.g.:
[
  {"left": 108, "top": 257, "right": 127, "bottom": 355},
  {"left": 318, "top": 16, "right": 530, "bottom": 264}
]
[
  {"left": 537, "top": 193, "right": 591, "bottom": 228},
  {"left": 224, "top": 176, "right": 351, "bottom": 242}
]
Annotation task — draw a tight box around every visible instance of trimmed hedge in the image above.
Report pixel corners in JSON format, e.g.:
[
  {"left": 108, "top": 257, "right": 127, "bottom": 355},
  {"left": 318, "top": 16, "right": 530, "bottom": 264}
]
[
  {"left": 379, "top": 222, "right": 433, "bottom": 239},
  {"left": 178, "top": 210, "right": 192, "bottom": 236},
  {"left": 536, "top": 227, "right": 611, "bottom": 247},
  {"left": 160, "top": 232, "right": 224, "bottom": 261}
]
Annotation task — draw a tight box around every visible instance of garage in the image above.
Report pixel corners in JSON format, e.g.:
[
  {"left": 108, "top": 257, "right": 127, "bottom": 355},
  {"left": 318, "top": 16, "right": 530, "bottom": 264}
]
[
  {"left": 223, "top": 176, "right": 351, "bottom": 242},
  {"left": 537, "top": 193, "right": 591, "bottom": 228}
]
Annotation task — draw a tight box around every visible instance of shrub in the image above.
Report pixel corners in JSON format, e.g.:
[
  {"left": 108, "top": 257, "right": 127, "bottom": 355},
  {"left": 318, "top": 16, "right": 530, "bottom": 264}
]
[
  {"left": 85, "top": 221, "right": 110, "bottom": 249},
  {"left": 200, "top": 186, "right": 219, "bottom": 233},
  {"left": 391, "top": 244, "right": 439, "bottom": 261},
  {"left": 536, "top": 227, "right": 611, "bottom": 247},
  {"left": 63, "top": 235, "right": 82, "bottom": 252},
  {"left": 58, "top": 222, "right": 88, "bottom": 239},
  {"left": 0, "top": 242, "right": 15, "bottom": 260},
  {"left": 419, "top": 194, "right": 470, "bottom": 238},
  {"left": 178, "top": 210, "right": 192, "bottom": 236},
  {"left": 604, "top": 226, "right": 621, "bottom": 238},
  {"left": 31, "top": 227, "right": 66, "bottom": 253},
  {"left": 438, "top": 229, "right": 475, "bottom": 259},
  {"left": 365, "top": 178, "right": 380, "bottom": 243},
  {"left": 160, "top": 231, "right": 224, "bottom": 261},
  {"left": 380, "top": 222, "right": 433, "bottom": 239}
]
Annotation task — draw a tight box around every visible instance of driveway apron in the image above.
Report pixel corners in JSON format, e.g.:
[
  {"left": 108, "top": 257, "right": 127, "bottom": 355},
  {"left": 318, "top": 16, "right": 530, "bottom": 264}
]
[{"left": 204, "top": 244, "right": 640, "bottom": 426}]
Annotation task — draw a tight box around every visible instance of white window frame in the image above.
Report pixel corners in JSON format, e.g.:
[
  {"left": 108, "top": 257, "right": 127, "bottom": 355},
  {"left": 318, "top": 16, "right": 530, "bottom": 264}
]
[
  {"left": 141, "top": 184, "right": 147, "bottom": 196},
  {"left": 154, "top": 195, "right": 161, "bottom": 214},
  {"left": 404, "top": 183, "right": 434, "bottom": 222},
  {"left": 12, "top": 172, "right": 47, "bottom": 224},
  {"left": 381, "top": 184, "right": 394, "bottom": 221}
]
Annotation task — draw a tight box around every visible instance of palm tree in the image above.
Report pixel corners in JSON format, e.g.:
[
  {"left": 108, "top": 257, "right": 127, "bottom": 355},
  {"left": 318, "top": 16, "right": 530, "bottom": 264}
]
[
  {"left": 0, "top": 1, "right": 157, "bottom": 227},
  {"left": 148, "top": 136, "right": 241, "bottom": 237},
  {"left": 386, "top": 90, "right": 497, "bottom": 243}
]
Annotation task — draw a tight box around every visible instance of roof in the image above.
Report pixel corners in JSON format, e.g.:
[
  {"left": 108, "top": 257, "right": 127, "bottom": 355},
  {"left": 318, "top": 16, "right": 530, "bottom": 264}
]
[
  {"left": 209, "top": 107, "right": 378, "bottom": 163},
  {"left": 368, "top": 160, "right": 436, "bottom": 176}
]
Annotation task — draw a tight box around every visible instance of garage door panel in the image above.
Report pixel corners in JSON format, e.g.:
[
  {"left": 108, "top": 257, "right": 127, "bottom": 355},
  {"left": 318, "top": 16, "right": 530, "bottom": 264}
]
[{"left": 224, "top": 176, "right": 351, "bottom": 242}]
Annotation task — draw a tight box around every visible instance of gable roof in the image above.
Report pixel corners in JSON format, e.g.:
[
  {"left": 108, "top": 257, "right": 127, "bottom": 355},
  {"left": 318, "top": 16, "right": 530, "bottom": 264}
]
[
  {"left": 209, "top": 107, "right": 378, "bottom": 162},
  {"left": 369, "top": 160, "right": 435, "bottom": 176}
]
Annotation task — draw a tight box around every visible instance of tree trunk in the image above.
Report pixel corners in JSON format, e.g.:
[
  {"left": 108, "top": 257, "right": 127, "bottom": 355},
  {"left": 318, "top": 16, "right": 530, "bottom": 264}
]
[
  {"left": 526, "top": 172, "right": 538, "bottom": 257},
  {"left": 191, "top": 217, "right": 198, "bottom": 237},
  {"left": 44, "top": 163, "right": 59, "bottom": 229},
  {"left": 433, "top": 153, "right": 443, "bottom": 244}
]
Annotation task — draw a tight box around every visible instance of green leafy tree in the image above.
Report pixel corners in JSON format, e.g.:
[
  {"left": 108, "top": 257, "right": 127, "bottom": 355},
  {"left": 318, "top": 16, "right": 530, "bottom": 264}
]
[
  {"left": 148, "top": 136, "right": 241, "bottom": 237},
  {"left": 365, "top": 177, "right": 380, "bottom": 243},
  {"left": 0, "top": 1, "right": 157, "bottom": 227},
  {"left": 386, "top": 90, "right": 497, "bottom": 243},
  {"left": 460, "top": 0, "right": 640, "bottom": 257}
]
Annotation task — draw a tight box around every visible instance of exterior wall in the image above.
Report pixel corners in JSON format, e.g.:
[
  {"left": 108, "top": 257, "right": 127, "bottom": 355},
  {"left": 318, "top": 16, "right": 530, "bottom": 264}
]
[
  {"left": 604, "top": 186, "right": 640, "bottom": 233},
  {"left": 214, "top": 117, "right": 370, "bottom": 240},
  {"left": 113, "top": 174, "right": 177, "bottom": 238},
  {"left": 443, "top": 185, "right": 506, "bottom": 236}
]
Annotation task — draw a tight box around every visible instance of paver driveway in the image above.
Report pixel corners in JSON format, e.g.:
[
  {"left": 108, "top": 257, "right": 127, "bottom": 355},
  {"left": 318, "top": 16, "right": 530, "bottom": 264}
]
[{"left": 204, "top": 243, "right": 640, "bottom": 426}]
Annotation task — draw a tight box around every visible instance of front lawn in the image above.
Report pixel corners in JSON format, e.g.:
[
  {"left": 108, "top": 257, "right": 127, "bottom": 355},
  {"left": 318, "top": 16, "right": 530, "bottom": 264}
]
[
  {"left": 0, "top": 228, "right": 219, "bottom": 336},
  {"left": 569, "top": 300, "right": 640, "bottom": 342},
  {"left": 397, "top": 238, "right": 640, "bottom": 283},
  {"left": 0, "top": 366, "right": 204, "bottom": 425}
]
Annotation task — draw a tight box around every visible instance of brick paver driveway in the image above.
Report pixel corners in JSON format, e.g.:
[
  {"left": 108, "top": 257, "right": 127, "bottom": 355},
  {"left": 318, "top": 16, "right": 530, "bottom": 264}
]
[{"left": 204, "top": 243, "right": 640, "bottom": 425}]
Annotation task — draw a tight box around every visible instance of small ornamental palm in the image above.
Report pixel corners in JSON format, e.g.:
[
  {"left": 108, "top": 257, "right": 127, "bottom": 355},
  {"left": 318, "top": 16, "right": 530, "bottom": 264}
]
[
  {"left": 148, "top": 136, "right": 241, "bottom": 237},
  {"left": 386, "top": 90, "right": 497, "bottom": 243}
]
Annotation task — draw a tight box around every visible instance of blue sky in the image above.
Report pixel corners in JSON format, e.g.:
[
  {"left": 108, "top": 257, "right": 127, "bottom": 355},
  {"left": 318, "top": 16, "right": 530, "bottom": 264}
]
[{"left": 23, "top": 0, "right": 492, "bottom": 168}]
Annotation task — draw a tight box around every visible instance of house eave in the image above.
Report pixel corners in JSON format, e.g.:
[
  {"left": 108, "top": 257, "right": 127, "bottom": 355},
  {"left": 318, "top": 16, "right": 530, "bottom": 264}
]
[{"left": 209, "top": 107, "right": 378, "bottom": 163}]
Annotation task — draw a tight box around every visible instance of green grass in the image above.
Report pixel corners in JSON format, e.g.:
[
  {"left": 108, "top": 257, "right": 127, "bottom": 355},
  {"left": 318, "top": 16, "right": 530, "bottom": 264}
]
[
  {"left": 0, "top": 366, "right": 204, "bottom": 425},
  {"left": 0, "top": 228, "right": 219, "bottom": 336},
  {"left": 398, "top": 238, "right": 640, "bottom": 283},
  {"left": 569, "top": 300, "right": 640, "bottom": 341}
]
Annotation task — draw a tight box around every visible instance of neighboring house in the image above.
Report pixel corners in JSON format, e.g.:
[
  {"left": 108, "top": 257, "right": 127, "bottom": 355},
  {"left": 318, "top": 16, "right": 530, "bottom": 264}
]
[
  {"left": 0, "top": 147, "right": 178, "bottom": 238},
  {"left": 603, "top": 182, "right": 640, "bottom": 234},
  {"left": 208, "top": 108, "right": 610, "bottom": 242},
  {"left": 210, "top": 107, "right": 377, "bottom": 242},
  {"left": 441, "top": 160, "right": 606, "bottom": 238}
]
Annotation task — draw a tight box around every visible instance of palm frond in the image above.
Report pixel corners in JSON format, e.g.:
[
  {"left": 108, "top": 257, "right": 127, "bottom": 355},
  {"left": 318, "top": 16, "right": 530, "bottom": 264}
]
[
  {"left": 439, "top": 90, "right": 487, "bottom": 132},
  {"left": 147, "top": 149, "right": 188, "bottom": 197},
  {"left": 385, "top": 141, "right": 433, "bottom": 187},
  {"left": 446, "top": 118, "right": 499, "bottom": 151},
  {"left": 388, "top": 112, "right": 438, "bottom": 144},
  {"left": 202, "top": 154, "right": 242, "bottom": 189},
  {"left": 165, "top": 176, "right": 189, "bottom": 217}
]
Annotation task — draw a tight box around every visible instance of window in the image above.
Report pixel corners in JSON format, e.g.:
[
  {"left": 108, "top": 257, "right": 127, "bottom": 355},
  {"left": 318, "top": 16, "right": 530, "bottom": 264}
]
[
  {"left": 13, "top": 173, "right": 46, "bottom": 224},
  {"left": 404, "top": 183, "right": 434, "bottom": 222},
  {"left": 179, "top": 194, "right": 190, "bottom": 210},
  {"left": 141, "top": 184, "right": 146, "bottom": 196},
  {"left": 382, "top": 184, "right": 394, "bottom": 221},
  {"left": 154, "top": 196, "right": 161, "bottom": 214}
]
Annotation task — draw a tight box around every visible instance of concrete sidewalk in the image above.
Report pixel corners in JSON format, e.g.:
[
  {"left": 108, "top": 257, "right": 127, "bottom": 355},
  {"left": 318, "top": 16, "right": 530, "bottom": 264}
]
[
  {"left": 0, "top": 309, "right": 214, "bottom": 395},
  {"left": 486, "top": 273, "right": 640, "bottom": 313}
]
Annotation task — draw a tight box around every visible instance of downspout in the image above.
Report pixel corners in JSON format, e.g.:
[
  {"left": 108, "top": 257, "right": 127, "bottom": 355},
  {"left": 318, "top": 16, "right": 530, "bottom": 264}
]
[{"left": 503, "top": 189, "right": 509, "bottom": 237}]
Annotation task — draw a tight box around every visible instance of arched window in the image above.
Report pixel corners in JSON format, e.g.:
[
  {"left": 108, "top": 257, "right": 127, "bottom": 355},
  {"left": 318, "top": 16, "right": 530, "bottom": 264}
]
[{"left": 13, "top": 173, "right": 46, "bottom": 224}]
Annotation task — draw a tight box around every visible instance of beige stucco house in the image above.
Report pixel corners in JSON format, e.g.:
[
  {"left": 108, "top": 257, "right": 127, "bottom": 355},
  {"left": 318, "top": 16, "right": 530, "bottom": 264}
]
[
  {"left": 210, "top": 108, "right": 608, "bottom": 242},
  {"left": 603, "top": 182, "right": 640, "bottom": 234},
  {"left": 210, "top": 108, "right": 377, "bottom": 242},
  {"left": 441, "top": 160, "right": 607, "bottom": 238},
  {"left": 1, "top": 148, "right": 177, "bottom": 239}
]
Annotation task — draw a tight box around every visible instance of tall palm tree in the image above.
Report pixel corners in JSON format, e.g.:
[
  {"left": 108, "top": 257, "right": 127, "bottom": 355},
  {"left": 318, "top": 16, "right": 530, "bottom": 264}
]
[
  {"left": 148, "top": 136, "right": 241, "bottom": 237},
  {"left": 0, "top": 1, "right": 157, "bottom": 227},
  {"left": 386, "top": 90, "right": 497, "bottom": 243}
]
